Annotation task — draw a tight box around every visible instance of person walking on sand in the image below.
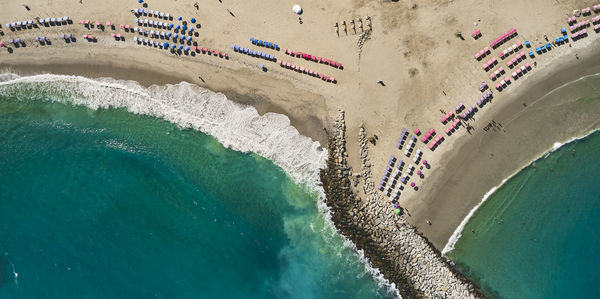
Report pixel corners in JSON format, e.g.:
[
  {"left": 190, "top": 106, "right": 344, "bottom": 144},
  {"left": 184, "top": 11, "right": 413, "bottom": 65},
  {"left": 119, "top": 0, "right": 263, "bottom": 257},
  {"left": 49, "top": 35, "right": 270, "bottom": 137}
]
[{"left": 426, "top": 220, "right": 432, "bottom": 225}]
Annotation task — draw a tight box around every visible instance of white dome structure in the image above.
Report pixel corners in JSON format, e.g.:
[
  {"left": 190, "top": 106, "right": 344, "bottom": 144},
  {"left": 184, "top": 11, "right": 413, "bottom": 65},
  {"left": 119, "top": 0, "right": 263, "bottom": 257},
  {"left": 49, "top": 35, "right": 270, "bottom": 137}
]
[{"left": 292, "top": 5, "right": 303, "bottom": 14}]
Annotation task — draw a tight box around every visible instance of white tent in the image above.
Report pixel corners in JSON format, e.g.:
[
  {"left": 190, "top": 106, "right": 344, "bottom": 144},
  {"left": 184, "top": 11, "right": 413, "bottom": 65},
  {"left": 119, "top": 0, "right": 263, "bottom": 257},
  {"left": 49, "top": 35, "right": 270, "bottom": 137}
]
[{"left": 292, "top": 4, "right": 302, "bottom": 14}]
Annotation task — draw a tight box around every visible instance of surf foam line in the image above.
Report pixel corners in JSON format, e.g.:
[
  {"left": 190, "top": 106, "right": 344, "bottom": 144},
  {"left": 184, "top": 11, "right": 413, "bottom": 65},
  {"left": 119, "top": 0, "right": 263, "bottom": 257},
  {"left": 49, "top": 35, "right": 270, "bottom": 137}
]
[
  {"left": 0, "top": 72, "right": 401, "bottom": 298},
  {"left": 442, "top": 128, "right": 600, "bottom": 255}
]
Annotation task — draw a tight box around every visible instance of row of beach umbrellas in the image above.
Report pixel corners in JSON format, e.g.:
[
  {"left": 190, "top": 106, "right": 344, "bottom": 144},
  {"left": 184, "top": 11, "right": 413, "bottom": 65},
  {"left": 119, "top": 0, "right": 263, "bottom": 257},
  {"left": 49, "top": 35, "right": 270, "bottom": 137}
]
[
  {"left": 277, "top": 59, "right": 337, "bottom": 83},
  {"left": 490, "top": 28, "right": 517, "bottom": 49},
  {"left": 283, "top": 48, "right": 343, "bottom": 69},
  {"left": 477, "top": 91, "right": 493, "bottom": 108},
  {"left": 250, "top": 38, "right": 278, "bottom": 50},
  {"left": 498, "top": 41, "right": 522, "bottom": 59},
  {"left": 133, "top": 8, "right": 171, "bottom": 20},
  {"left": 231, "top": 45, "right": 276, "bottom": 61},
  {"left": 6, "top": 17, "right": 69, "bottom": 29}
]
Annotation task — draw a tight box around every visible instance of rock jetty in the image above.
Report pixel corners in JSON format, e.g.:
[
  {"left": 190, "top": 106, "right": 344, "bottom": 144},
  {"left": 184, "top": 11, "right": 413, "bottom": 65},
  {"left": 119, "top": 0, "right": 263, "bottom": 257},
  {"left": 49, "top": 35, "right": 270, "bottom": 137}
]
[{"left": 320, "top": 110, "right": 486, "bottom": 299}]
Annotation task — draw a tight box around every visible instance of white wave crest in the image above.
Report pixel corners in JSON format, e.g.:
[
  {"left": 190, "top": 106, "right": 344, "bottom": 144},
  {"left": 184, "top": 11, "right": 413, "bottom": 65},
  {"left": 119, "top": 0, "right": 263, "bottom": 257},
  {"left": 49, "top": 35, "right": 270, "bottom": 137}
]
[
  {"left": 0, "top": 72, "right": 402, "bottom": 297},
  {"left": 442, "top": 128, "right": 599, "bottom": 255},
  {"left": 0, "top": 73, "right": 327, "bottom": 187}
]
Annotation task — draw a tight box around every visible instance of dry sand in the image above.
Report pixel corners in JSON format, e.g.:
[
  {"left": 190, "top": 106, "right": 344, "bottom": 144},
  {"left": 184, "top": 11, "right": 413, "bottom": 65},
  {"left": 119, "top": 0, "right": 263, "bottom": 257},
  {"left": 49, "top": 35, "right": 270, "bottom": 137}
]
[{"left": 1, "top": 0, "right": 600, "bottom": 252}]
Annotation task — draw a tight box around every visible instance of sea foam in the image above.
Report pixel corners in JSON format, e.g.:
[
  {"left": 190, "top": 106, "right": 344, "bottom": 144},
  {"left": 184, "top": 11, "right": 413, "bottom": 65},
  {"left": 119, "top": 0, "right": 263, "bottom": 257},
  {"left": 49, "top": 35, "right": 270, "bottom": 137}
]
[
  {"left": 442, "top": 128, "right": 599, "bottom": 255},
  {"left": 0, "top": 72, "right": 401, "bottom": 298}
]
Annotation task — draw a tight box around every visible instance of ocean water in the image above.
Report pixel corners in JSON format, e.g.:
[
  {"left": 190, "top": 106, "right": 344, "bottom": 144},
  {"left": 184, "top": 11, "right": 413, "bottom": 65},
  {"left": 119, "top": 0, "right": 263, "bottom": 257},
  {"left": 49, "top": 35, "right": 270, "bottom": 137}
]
[
  {"left": 448, "top": 130, "right": 600, "bottom": 298},
  {"left": 0, "top": 77, "right": 395, "bottom": 298}
]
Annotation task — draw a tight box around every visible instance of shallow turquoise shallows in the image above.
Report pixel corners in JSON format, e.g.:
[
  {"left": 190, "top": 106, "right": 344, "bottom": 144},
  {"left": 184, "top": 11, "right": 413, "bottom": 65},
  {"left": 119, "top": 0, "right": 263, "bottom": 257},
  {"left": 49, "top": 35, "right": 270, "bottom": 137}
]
[
  {"left": 0, "top": 95, "right": 391, "bottom": 298},
  {"left": 448, "top": 130, "right": 600, "bottom": 298}
]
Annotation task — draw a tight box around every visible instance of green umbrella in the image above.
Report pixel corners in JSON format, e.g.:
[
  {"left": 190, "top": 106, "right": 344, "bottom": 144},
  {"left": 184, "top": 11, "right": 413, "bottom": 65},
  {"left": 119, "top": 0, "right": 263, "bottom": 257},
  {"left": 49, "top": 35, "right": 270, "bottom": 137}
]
[{"left": 395, "top": 209, "right": 401, "bottom": 214}]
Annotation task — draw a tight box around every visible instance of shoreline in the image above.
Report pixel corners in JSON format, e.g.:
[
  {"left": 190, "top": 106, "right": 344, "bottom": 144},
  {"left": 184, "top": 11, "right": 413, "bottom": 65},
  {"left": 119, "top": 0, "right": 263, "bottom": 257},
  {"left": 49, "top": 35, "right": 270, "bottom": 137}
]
[
  {"left": 442, "top": 127, "right": 600, "bottom": 255},
  {"left": 407, "top": 37, "right": 600, "bottom": 249}
]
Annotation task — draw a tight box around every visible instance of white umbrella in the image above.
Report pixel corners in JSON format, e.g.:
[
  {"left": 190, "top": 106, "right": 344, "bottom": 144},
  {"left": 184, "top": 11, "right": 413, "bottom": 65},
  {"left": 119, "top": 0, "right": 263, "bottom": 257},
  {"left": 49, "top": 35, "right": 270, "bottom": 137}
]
[{"left": 292, "top": 4, "right": 302, "bottom": 14}]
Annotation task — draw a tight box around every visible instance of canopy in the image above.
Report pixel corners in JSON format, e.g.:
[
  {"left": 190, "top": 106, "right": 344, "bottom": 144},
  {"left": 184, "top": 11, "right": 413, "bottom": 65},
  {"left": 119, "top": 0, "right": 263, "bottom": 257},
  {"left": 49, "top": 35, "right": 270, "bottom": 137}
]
[
  {"left": 190, "top": 18, "right": 196, "bottom": 23},
  {"left": 292, "top": 4, "right": 302, "bottom": 14}
]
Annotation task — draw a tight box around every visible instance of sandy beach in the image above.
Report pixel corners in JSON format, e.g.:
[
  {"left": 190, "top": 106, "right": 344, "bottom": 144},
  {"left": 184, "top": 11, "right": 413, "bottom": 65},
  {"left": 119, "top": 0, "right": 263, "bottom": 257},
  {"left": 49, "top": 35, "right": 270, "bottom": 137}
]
[{"left": 2, "top": 0, "right": 600, "bottom": 295}]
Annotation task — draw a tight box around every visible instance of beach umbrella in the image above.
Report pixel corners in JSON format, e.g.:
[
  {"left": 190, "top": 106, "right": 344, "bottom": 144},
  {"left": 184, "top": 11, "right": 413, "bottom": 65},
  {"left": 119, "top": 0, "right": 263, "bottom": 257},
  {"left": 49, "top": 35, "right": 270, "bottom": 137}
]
[
  {"left": 190, "top": 18, "right": 196, "bottom": 23},
  {"left": 185, "top": 46, "right": 190, "bottom": 51},
  {"left": 175, "top": 24, "right": 180, "bottom": 30},
  {"left": 187, "top": 36, "right": 192, "bottom": 42},
  {"left": 171, "top": 44, "right": 176, "bottom": 49},
  {"left": 259, "top": 63, "right": 264, "bottom": 69},
  {"left": 106, "top": 21, "right": 111, "bottom": 26},
  {"left": 189, "top": 28, "right": 194, "bottom": 32},
  {"left": 182, "top": 25, "right": 187, "bottom": 31},
  {"left": 0, "top": 42, "right": 4, "bottom": 47},
  {"left": 394, "top": 209, "right": 401, "bottom": 214},
  {"left": 95, "top": 21, "right": 100, "bottom": 26},
  {"left": 138, "top": 0, "right": 143, "bottom": 3},
  {"left": 168, "top": 23, "right": 173, "bottom": 29},
  {"left": 16, "top": 38, "right": 21, "bottom": 43},
  {"left": 178, "top": 45, "right": 183, "bottom": 50},
  {"left": 173, "top": 33, "right": 178, "bottom": 38},
  {"left": 180, "top": 35, "right": 185, "bottom": 40},
  {"left": 167, "top": 32, "right": 172, "bottom": 37},
  {"left": 292, "top": 4, "right": 302, "bottom": 14},
  {"left": 177, "top": 16, "right": 182, "bottom": 21},
  {"left": 116, "top": 34, "right": 121, "bottom": 38},
  {"left": 163, "top": 42, "right": 169, "bottom": 47},
  {"left": 35, "top": 37, "right": 40, "bottom": 41}
]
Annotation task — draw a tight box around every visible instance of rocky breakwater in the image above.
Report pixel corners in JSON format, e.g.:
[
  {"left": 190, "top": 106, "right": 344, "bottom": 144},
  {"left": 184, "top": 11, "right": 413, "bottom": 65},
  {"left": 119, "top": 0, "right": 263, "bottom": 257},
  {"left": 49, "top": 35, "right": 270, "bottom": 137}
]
[{"left": 320, "top": 110, "right": 486, "bottom": 299}]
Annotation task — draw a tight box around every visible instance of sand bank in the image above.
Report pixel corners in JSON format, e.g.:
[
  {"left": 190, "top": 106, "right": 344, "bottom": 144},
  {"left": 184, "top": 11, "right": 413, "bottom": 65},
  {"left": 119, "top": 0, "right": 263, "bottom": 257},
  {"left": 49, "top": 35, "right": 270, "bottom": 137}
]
[{"left": 408, "top": 38, "right": 600, "bottom": 249}]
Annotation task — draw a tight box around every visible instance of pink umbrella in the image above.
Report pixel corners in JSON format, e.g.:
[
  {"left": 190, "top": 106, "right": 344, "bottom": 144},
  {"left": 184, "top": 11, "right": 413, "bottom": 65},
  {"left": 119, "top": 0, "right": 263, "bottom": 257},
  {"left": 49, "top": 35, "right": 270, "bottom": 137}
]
[
  {"left": 120, "top": 24, "right": 124, "bottom": 29},
  {"left": 95, "top": 21, "right": 100, "bottom": 26},
  {"left": 125, "top": 24, "right": 130, "bottom": 29},
  {"left": 429, "top": 129, "right": 435, "bottom": 134},
  {"left": 330, "top": 77, "right": 336, "bottom": 83},
  {"left": 0, "top": 42, "right": 4, "bottom": 47},
  {"left": 84, "top": 20, "right": 90, "bottom": 24},
  {"left": 82, "top": 34, "right": 88, "bottom": 38},
  {"left": 111, "top": 33, "right": 115, "bottom": 37},
  {"left": 116, "top": 34, "right": 121, "bottom": 38},
  {"left": 79, "top": 20, "right": 84, "bottom": 24},
  {"left": 335, "top": 62, "right": 341, "bottom": 68},
  {"left": 106, "top": 21, "right": 111, "bottom": 26}
]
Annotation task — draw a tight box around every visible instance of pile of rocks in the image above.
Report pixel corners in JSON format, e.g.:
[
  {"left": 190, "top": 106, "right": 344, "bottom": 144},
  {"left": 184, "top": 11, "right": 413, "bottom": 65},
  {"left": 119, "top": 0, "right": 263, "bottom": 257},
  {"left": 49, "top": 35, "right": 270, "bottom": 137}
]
[{"left": 320, "top": 110, "right": 486, "bottom": 299}]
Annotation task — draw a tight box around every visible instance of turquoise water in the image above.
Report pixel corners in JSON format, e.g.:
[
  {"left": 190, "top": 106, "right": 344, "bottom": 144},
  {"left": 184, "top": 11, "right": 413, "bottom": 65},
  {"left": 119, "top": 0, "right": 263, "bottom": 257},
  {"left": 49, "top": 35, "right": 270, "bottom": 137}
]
[
  {"left": 448, "top": 131, "right": 600, "bottom": 298},
  {"left": 0, "top": 94, "right": 391, "bottom": 298}
]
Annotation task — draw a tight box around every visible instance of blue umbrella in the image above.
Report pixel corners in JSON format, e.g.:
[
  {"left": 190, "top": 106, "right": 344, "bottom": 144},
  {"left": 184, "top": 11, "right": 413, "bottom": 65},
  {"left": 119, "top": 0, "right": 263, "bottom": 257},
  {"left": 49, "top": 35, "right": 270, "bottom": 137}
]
[
  {"left": 187, "top": 36, "right": 192, "bottom": 42},
  {"left": 138, "top": 0, "right": 143, "bottom": 3},
  {"left": 166, "top": 32, "right": 172, "bottom": 37},
  {"left": 561, "top": 28, "right": 566, "bottom": 34},
  {"left": 164, "top": 42, "right": 169, "bottom": 47},
  {"left": 185, "top": 46, "right": 190, "bottom": 51},
  {"left": 190, "top": 18, "right": 196, "bottom": 23},
  {"left": 35, "top": 37, "right": 39, "bottom": 41},
  {"left": 259, "top": 64, "right": 264, "bottom": 69},
  {"left": 178, "top": 45, "right": 183, "bottom": 50},
  {"left": 273, "top": 43, "right": 278, "bottom": 49},
  {"left": 173, "top": 33, "right": 178, "bottom": 38},
  {"left": 177, "top": 16, "right": 182, "bottom": 21},
  {"left": 171, "top": 44, "right": 176, "bottom": 49},
  {"left": 188, "top": 28, "right": 194, "bottom": 32},
  {"left": 180, "top": 35, "right": 185, "bottom": 40},
  {"left": 250, "top": 37, "right": 254, "bottom": 42},
  {"left": 175, "top": 24, "right": 180, "bottom": 30},
  {"left": 182, "top": 25, "right": 187, "bottom": 31},
  {"left": 258, "top": 40, "right": 263, "bottom": 46},
  {"left": 168, "top": 23, "right": 173, "bottom": 29},
  {"left": 251, "top": 39, "right": 257, "bottom": 44}
]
